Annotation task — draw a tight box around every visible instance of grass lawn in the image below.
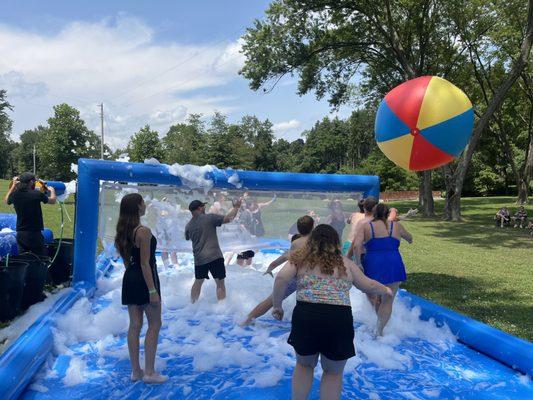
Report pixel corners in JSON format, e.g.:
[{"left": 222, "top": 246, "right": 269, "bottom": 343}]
[
  {"left": 389, "top": 196, "right": 532, "bottom": 341},
  {"left": 0, "top": 178, "right": 531, "bottom": 341}
]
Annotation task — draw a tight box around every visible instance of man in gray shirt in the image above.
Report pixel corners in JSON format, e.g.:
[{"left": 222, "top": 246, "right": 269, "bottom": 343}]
[{"left": 185, "top": 197, "right": 241, "bottom": 303}]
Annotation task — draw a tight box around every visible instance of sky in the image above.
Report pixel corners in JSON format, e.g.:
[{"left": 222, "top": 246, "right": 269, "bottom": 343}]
[{"left": 0, "top": 0, "right": 351, "bottom": 149}]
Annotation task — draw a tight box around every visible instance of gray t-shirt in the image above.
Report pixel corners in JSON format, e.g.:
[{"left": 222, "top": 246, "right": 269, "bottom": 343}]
[{"left": 185, "top": 213, "right": 225, "bottom": 265}]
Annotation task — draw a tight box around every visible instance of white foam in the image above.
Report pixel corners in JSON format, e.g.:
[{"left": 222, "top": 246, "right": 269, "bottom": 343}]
[
  {"left": 0, "top": 288, "right": 72, "bottom": 354},
  {"left": 167, "top": 163, "right": 214, "bottom": 192},
  {"left": 37, "top": 254, "right": 455, "bottom": 388},
  {"left": 228, "top": 172, "right": 242, "bottom": 189},
  {"left": 144, "top": 158, "right": 161, "bottom": 165}
]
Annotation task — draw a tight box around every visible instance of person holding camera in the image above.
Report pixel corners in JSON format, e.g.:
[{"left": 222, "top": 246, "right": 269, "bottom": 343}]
[{"left": 4, "top": 172, "right": 56, "bottom": 256}]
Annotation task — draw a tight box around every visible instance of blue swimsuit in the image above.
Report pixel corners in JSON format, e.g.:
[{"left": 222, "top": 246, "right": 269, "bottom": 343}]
[{"left": 362, "top": 221, "right": 407, "bottom": 285}]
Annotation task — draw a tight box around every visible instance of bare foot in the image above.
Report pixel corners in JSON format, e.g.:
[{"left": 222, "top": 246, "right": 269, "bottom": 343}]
[
  {"left": 131, "top": 369, "right": 144, "bottom": 382},
  {"left": 143, "top": 372, "right": 169, "bottom": 384}
]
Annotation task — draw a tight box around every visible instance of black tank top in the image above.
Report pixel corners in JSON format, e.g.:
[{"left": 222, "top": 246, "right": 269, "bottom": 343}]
[{"left": 129, "top": 227, "right": 158, "bottom": 279}]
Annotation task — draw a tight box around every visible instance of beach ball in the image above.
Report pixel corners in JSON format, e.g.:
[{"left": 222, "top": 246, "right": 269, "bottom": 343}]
[{"left": 375, "top": 76, "right": 474, "bottom": 171}]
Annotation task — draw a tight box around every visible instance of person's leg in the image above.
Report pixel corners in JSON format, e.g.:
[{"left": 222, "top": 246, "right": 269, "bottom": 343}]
[
  {"left": 376, "top": 282, "right": 400, "bottom": 336},
  {"left": 243, "top": 295, "right": 274, "bottom": 325},
  {"left": 142, "top": 302, "right": 168, "bottom": 383},
  {"left": 127, "top": 305, "right": 144, "bottom": 380},
  {"left": 366, "top": 294, "right": 380, "bottom": 313},
  {"left": 215, "top": 278, "right": 226, "bottom": 301},
  {"left": 161, "top": 252, "right": 170, "bottom": 267},
  {"left": 320, "top": 356, "right": 347, "bottom": 400},
  {"left": 293, "top": 354, "right": 318, "bottom": 400},
  {"left": 191, "top": 279, "right": 204, "bottom": 303},
  {"left": 170, "top": 252, "right": 178, "bottom": 266}
]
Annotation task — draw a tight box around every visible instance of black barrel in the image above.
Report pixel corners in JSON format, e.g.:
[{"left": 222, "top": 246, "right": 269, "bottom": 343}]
[
  {"left": 0, "top": 260, "right": 29, "bottom": 321},
  {"left": 14, "top": 252, "right": 50, "bottom": 310},
  {"left": 47, "top": 239, "right": 74, "bottom": 284}
]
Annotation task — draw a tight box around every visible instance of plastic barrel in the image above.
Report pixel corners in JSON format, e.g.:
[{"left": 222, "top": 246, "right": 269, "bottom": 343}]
[
  {"left": 47, "top": 239, "right": 74, "bottom": 284},
  {"left": 15, "top": 253, "right": 50, "bottom": 310},
  {"left": 0, "top": 260, "right": 28, "bottom": 321}
]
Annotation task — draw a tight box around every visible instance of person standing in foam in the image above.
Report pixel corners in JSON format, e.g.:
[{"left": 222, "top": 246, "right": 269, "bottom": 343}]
[
  {"left": 185, "top": 197, "right": 242, "bottom": 303},
  {"left": 272, "top": 224, "right": 392, "bottom": 400},
  {"left": 241, "top": 215, "right": 315, "bottom": 325},
  {"left": 115, "top": 193, "right": 168, "bottom": 384},
  {"left": 354, "top": 203, "right": 413, "bottom": 336}
]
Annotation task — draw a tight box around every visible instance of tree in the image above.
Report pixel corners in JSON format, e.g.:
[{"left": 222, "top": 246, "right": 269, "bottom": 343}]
[
  {"left": 162, "top": 114, "right": 206, "bottom": 165},
  {"left": 0, "top": 89, "right": 14, "bottom": 178},
  {"left": 441, "top": 0, "right": 533, "bottom": 219},
  {"left": 298, "top": 117, "right": 348, "bottom": 173},
  {"left": 14, "top": 126, "right": 47, "bottom": 174},
  {"left": 39, "top": 104, "right": 100, "bottom": 181},
  {"left": 127, "top": 125, "right": 164, "bottom": 163},
  {"left": 240, "top": 0, "right": 470, "bottom": 215},
  {"left": 241, "top": 0, "right": 532, "bottom": 218},
  {"left": 238, "top": 115, "right": 277, "bottom": 171}
]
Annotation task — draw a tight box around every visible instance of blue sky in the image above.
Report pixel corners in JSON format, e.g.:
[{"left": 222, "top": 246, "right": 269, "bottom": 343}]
[{"left": 0, "top": 0, "right": 350, "bottom": 148}]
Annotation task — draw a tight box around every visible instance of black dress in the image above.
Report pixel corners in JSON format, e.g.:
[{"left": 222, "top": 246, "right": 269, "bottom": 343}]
[{"left": 121, "top": 227, "right": 161, "bottom": 306}]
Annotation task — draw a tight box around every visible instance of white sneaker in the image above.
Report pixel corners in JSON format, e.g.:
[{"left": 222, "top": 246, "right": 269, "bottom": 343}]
[{"left": 142, "top": 372, "right": 169, "bottom": 384}]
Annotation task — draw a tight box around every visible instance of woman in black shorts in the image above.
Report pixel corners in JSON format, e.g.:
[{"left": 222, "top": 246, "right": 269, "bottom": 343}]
[
  {"left": 272, "top": 224, "right": 392, "bottom": 400},
  {"left": 115, "top": 193, "right": 167, "bottom": 384}
]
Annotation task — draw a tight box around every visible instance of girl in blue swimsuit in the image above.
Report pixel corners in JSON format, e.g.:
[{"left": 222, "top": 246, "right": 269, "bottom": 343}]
[{"left": 356, "top": 203, "right": 413, "bottom": 336}]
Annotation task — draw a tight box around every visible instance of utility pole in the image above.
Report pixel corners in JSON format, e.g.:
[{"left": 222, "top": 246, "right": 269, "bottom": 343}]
[
  {"left": 99, "top": 103, "right": 104, "bottom": 159},
  {"left": 33, "top": 144, "right": 36, "bottom": 174}
]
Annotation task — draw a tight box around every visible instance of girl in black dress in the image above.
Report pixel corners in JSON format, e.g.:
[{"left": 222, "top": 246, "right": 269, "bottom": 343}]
[{"left": 115, "top": 193, "right": 167, "bottom": 384}]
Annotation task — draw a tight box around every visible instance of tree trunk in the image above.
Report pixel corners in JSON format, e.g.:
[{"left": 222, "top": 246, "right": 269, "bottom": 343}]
[
  {"left": 418, "top": 170, "right": 434, "bottom": 216},
  {"left": 444, "top": 0, "right": 533, "bottom": 220}
]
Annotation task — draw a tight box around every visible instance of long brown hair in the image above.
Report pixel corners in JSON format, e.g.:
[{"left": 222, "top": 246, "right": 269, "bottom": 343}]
[
  {"left": 290, "top": 224, "right": 346, "bottom": 276},
  {"left": 115, "top": 193, "right": 143, "bottom": 266},
  {"left": 373, "top": 203, "right": 389, "bottom": 224}
]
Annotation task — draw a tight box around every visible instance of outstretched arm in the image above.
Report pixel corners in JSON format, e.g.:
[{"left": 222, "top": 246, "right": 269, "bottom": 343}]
[
  {"left": 272, "top": 262, "right": 298, "bottom": 320},
  {"left": 264, "top": 251, "right": 289, "bottom": 276},
  {"left": 258, "top": 194, "right": 276, "bottom": 209},
  {"left": 397, "top": 222, "right": 413, "bottom": 243},
  {"left": 223, "top": 198, "right": 242, "bottom": 224}
]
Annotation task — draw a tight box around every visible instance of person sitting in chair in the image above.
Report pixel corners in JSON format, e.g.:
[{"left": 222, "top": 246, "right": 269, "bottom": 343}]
[
  {"left": 512, "top": 206, "right": 528, "bottom": 228},
  {"left": 494, "top": 207, "right": 510, "bottom": 228}
]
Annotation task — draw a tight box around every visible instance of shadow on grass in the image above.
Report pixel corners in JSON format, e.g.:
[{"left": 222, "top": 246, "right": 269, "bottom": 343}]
[{"left": 403, "top": 272, "right": 532, "bottom": 340}]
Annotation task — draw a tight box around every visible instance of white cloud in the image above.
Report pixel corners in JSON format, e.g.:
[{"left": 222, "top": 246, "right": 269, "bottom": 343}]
[
  {"left": 272, "top": 119, "right": 303, "bottom": 141},
  {"left": 0, "top": 15, "right": 245, "bottom": 148},
  {"left": 272, "top": 119, "right": 301, "bottom": 132},
  {"left": 0, "top": 71, "right": 48, "bottom": 99}
]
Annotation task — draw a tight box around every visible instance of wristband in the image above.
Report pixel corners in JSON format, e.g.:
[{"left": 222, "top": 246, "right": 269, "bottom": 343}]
[{"left": 149, "top": 288, "right": 157, "bottom": 295}]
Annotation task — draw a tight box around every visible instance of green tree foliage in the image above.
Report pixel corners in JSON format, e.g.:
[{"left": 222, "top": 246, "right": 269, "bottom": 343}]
[
  {"left": 14, "top": 126, "right": 47, "bottom": 174},
  {"left": 162, "top": 114, "right": 206, "bottom": 165},
  {"left": 127, "top": 125, "right": 164, "bottom": 163},
  {"left": 0, "top": 90, "right": 15, "bottom": 178},
  {"left": 39, "top": 103, "right": 101, "bottom": 181},
  {"left": 238, "top": 115, "right": 276, "bottom": 171}
]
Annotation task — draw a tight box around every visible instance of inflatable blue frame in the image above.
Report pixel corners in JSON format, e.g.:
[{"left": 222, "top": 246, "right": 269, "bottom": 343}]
[
  {"left": 0, "top": 158, "right": 531, "bottom": 400},
  {"left": 72, "top": 158, "right": 380, "bottom": 288}
]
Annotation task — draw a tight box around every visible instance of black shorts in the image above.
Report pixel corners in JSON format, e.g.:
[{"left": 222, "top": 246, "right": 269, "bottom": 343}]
[
  {"left": 195, "top": 258, "right": 226, "bottom": 280},
  {"left": 288, "top": 301, "right": 356, "bottom": 361},
  {"left": 236, "top": 250, "right": 255, "bottom": 260}
]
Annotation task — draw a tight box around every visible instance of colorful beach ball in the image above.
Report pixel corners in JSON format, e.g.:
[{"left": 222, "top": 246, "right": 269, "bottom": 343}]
[{"left": 375, "top": 76, "right": 474, "bottom": 171}]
